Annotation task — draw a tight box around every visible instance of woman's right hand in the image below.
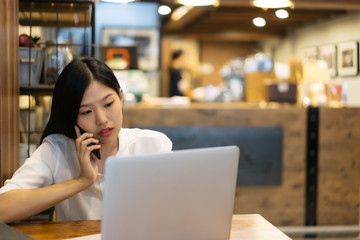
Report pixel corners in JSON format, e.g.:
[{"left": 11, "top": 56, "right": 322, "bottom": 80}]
[
  {"left": 74, "top": 125, "right": 101, "bottom": 186},
  {"left": 0, "top": 128, "right": 102, "bottom": 223}
]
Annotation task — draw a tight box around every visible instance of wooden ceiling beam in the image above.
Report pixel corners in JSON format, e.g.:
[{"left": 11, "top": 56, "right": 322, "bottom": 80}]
[
  {"left": 158, "top": 0, "right": 360, "bottom": 10},
  {"left": 159, "top": 0, "right": 355, "bottom": 41},
  {"left": 207, "top": 12, "right": 340, "bottom": 21},
  {"left": 209, "top": 7, "right": 345, "bottom": 16},
  {"left": 167, "top": 24, "right": 287, "bottom": 35},
  {"left": 293, "top": 0, "right": 360, "bottom": 10},
  {"left": 182, "top": 24, "right": 289, "bottom": 33},
  {"left": 164, "top": 6, "right": 214, "bottom": 31},
  {"left": 164, "top": 30, "right": 285, "bottom": 42},
  {"left": 216, "top": 0, "right": 360, "bottom": 10}
]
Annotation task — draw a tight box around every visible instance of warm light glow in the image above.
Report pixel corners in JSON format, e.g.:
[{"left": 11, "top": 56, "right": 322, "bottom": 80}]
[
  {"left": 101, "top": 0, "right": 135, "bottom": 3},
  {"left": 252, "top": 0, "right": 293, "bottom": 9},
  {"left": 158, "top": 5, "right": 171, "bottom": 15},
  {"left": 171, "top": 5, "right": 193, "bottom": 21},
  {"left": 252, "top": 17, "right": 266, "bottom": 27},
  {"left": 176, "top": 0, "right": 219, "bottom": 7},
  {"left": 275, "top": 9, "right": 289, "bottom": 19}
]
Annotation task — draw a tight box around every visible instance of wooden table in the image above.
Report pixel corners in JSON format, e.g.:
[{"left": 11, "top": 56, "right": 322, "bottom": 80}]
[{"left": 10, "top": 214, "right": 291, "bottom": 240}]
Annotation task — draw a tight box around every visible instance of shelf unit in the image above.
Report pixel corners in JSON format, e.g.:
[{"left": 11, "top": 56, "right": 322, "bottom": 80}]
[
  {"left": 18, "top": 0, "right": 95, "bottom": 222},
  {"left": 19, "top": 0, "right": 95, "bottom": 163}
]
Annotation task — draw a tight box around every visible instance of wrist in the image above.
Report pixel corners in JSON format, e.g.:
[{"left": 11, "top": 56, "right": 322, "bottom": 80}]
[{"left": 76, "top": 175, "right": 96, "bottom": 189}]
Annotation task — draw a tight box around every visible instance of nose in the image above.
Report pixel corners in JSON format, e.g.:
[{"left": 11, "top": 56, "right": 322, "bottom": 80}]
[{"left": 95, "top": 109, "right": 108, "bottom": 126}]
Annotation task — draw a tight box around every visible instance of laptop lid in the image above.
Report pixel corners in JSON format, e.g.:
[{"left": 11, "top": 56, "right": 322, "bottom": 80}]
[{"left": 101, "top": 145, "right": 239, "bottom": 240}]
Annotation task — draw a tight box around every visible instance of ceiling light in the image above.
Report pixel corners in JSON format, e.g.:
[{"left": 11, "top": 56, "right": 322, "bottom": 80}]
[
  {"left": 252, "top": 0, "right": 293, "bottom": 9},
  {"left": 158, "top": 5, "right": 171, "bottom": 15},
  {"left": 101, "top": 0, "right": 135, "bottom": 3},
  {"left": 252, "top": 17, "right": 266, "bottom": 27},
  {"left": 275, "top": 9, "right": 289, "bottom": 19},
  {"left": 176, "top": 0, "right": 219, "bottom": 7}
]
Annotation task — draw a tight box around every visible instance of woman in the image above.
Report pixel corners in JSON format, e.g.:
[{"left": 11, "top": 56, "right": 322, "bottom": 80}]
[
  {"left": 0, "top": 57, "right": 172, "bottom": 223},
  {"left": 169, "top": 49, "right": 191, "bottom": 97}
]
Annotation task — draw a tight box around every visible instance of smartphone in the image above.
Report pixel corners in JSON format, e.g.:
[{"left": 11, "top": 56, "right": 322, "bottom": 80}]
[{"left": 76, "top": 125, "right": 101, "bottom": 160}]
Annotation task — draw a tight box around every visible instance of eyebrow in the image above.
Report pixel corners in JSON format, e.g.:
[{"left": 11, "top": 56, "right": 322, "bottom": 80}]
[{"left": 80, "top": 93, "right": 114, "bottom": 108}]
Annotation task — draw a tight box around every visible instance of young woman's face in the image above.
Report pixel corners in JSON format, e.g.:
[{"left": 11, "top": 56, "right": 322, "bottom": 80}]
[{"left": 77, "top": 80, "right": 123, "bottom": 145}]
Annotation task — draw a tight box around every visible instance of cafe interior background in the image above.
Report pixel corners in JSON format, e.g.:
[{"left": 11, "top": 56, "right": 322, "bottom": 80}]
[{"left": 1, "top": 0, "right": 360, "bottom": 239}]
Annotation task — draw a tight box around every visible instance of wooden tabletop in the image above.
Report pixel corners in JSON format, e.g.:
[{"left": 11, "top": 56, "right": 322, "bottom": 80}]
[{"left": 10, "top": 214, "right": 291, "bottom": 240}]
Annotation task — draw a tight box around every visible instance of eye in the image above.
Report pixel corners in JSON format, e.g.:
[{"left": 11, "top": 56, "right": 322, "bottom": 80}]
[
  {"left": 80, "top": 110, "right": 92, "bottom": 115},
  {"left": 105, "top": 101, "right": 114, "bottom": 108}
]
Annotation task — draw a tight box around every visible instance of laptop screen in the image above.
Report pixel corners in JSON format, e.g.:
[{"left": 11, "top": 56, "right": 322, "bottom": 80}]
[{"left": 102, "top": 145, "right": 239, "bottom": 240}]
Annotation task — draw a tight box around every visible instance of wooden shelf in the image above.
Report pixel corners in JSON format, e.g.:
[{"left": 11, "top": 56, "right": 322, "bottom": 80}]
[
  {"left": 19, "top": 0, "right": 94, "bottom": 27},
  {"left": 20, "top": 84, "right": 54, "bottom": 96}
]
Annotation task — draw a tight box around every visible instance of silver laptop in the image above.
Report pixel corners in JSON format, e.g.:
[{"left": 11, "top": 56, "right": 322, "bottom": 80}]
[{"left": 101, "top": 145, "right": 239, "bottom": 240}]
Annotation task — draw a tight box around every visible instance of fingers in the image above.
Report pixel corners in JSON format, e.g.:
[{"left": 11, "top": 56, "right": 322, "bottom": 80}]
[
  {"left": 74, "top": 126, "right": 100, "bottom": 183},
  {"left": 74, "top": 125, "right": 80, "bottom": 138},
  {"left": 75, "top": 125, "right": 93, "bottom": 148},
  {"left": 78, "top": 138, "right": 100, "bottom": 157},
  {"left": 74, "top": 127, "right": 101, "bottom": 161}
]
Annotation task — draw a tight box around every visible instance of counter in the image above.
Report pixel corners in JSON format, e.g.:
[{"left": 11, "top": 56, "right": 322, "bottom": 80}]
[{"left": 122, "top": 102, "right": 360, "bottom": 226}]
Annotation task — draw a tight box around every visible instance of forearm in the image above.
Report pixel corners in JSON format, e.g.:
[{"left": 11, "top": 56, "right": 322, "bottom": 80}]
[{"left": 0, "top": 177, "right": 93, "bottom": 223}]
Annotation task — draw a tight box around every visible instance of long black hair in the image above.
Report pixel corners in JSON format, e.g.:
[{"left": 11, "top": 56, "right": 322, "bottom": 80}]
[{"left": 41, "top": 57, "right": 120, "bottom": 142}]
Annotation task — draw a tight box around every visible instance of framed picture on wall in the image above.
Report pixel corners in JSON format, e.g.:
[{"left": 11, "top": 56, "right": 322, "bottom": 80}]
[
  {"left": 304, "top": 47, "right": 318, "bottom": 63},
  {"left": 318, "top": 44, "right": 337, "bottom": 77},
  {"left": 337, "top": 41, "right": 358, "bottom": 76}
]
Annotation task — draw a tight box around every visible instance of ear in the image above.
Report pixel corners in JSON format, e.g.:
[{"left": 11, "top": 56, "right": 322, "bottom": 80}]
[{"left": 119, "top": 88, "right": 124, "bottom": 102}]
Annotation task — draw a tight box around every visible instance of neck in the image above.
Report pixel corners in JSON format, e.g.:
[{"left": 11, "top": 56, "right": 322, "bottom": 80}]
[
  {"left": 100, "top": 137, "right": 119, "bottom": 160},
  {"left": 96, "top": 137, "right": 119, "bottom": 174}
]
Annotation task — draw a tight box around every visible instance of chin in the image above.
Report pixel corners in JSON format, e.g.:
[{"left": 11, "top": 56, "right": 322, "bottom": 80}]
[{"left": 106, "top": 129, "right": 120, "bottom": 142}]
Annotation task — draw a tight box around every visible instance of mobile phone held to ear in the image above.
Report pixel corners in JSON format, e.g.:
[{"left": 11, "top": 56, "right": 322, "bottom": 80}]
[{"left": 77, "top": 125, "right": 101, "bottom": 160}]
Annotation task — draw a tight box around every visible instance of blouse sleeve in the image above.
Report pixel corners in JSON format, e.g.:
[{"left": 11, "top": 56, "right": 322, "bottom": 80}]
[{"left": 0, "top": 139, "right": 58, "bottom": 194}]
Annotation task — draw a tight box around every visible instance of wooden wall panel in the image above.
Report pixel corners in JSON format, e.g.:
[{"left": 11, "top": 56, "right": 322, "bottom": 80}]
[
  {"left": 318, "top": 107, "right": 360, "bottom": 225},
  {"left": 161, "top": 38, "right": 172, "bottom": 97},
  {"left": 0, "top": 0, "right": 20, "bottom": 186},
  {"left": 122, "top": 103, "right": 307, "bottom": 226},
  {"left": 199, "top": 42, "right": 254, "bottom": 86}
]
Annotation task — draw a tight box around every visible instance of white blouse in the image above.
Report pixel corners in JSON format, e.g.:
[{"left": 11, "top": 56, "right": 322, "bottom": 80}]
[{"left": 0, "top": 128, "right": 172, "bottom": 221}]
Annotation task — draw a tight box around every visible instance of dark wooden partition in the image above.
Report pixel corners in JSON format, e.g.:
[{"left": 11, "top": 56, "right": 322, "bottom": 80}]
[{"left": 0, "top": 0, "right": 20, "bottom": 186}]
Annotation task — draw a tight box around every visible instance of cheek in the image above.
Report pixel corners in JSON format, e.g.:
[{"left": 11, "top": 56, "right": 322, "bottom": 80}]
[
  {"left": 110, "top": 103, "right": 123, "bottom": 123},
  {"left": 77, "top": 116, "right": 93, "bottom": 130}
]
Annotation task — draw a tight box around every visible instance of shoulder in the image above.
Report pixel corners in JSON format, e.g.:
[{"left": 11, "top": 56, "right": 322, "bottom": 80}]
[
  {"left": 40, "top": 134, "right": 73, "bottom": 151},
  {"left": 32, "top": 134, "right": 75, "bottom": 162},
  {"left": 42, "top": 133, "right": 72, "bottom": 143}
]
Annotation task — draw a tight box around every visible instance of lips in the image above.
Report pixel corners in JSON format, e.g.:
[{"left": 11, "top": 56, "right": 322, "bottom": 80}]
[{"left": 99, "top": 128, "right": 113, "bottom": 137}]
